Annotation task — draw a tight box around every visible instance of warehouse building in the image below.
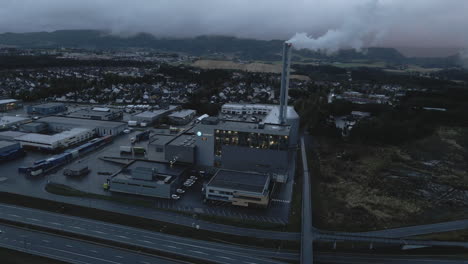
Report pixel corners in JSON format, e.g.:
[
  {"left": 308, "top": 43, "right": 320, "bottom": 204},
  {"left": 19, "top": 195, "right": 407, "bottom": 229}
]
[
  {"left": 131, "top": 105, "right": 178, "bottom": 125},
  {"left": 0, "top": 99, "right": 22, "bottom": 112},
  {"left": 39, "top": 116, "right": 127, "bottom": 136},
  {"left": 15, "top": 128, "right": 94, "bottom": 151},
  {"left": 0, "top": 131, "right": 27, "bottom": 141},
  {"left": 0, "top": 116, "right": 31, "bottom": 130},
  {"left": 205, "top": 169, "right": 271, "bottom": 207},
  {"left": 109, "top": 160, "right": 187, "bottom": 198},
  {"left": 20, "top": 122, "right": 48, "bottom": 133},
  {"left": 196, "top": 104, "right": 298, "bottom": 182},
  {"left": 147, "top": 103, "right": 299, "bottom": 183},
  {"left": 0, "top": 140, "right": 24, "bottom": 161},
  {"left": 26, "top": 102, "right": 67, "bottom": 115},
  {"left": 67, "top": 107, "right": 123, "bottom": 121},
  {"left": 168, "top": 109, "right": 196, "bottom": 125}
]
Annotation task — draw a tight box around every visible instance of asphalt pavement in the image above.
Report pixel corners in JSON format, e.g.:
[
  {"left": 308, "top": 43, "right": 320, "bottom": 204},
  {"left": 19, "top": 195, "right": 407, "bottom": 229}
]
[
  {"left": 0, "top": 203, "right": 297, "bottom": 264},
  {"left": 315, "top": 253, "right": 468, "bottom": 264},
  {"left": 300, "top": 136, "right": 313, "bottom": 264},
  {"left": 0, "top": 224, "right": 182, "bottom": 264}
]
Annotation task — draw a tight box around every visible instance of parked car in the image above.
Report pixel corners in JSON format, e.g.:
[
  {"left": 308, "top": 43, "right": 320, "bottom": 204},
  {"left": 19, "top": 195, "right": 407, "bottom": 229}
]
[
  {"left": 189, "top": 176, "right": 198, "bottom": 180},
  {"left": 171, "top": 194, "right": 180, "bottom": 200},
  {"left": 176, "top": 189, "right": 185, "bottom": 194}
]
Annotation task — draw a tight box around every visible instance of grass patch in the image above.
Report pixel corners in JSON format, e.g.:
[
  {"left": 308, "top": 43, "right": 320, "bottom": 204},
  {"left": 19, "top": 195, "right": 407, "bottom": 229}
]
[{"left": 311, "top": 127, "right": 468, "bottom": 232}]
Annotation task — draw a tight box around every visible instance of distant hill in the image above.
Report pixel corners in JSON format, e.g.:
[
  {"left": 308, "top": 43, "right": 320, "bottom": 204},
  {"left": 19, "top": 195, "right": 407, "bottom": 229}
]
[{"left": 0, "top": 30, "right": 460, "bottom": 67}]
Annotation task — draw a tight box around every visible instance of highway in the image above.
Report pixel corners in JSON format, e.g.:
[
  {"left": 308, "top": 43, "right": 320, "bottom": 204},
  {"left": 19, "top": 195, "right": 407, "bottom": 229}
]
[
  {"left": 0, "top": 203, "right": 296, "bottom": 264},
  {"left": 315, "top": 253, "right": 468, "bottom": 264},
  {"left": 0, "top": 189, "right": 301, "bottom": 241},
  {"left": 300, "top": 136, "right": 313, "bottom": 264},
  {"left": 357, "top": 220, "right": 468, "bottom": 238},
  {"left": 0, "top": 224, "right": 182, "bottom": 264}
]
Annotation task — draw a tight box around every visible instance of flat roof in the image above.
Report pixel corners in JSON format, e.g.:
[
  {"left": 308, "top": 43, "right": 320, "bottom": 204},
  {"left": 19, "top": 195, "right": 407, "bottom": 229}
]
[
  {"left": 135, "top": 105, "right": 178, "bottom": 118},
  {"left": 220, "top": 103, "right": 298, "bottom": 125},
  {"left": 0, "top": 116, "right": 30, "bottom": 124},
  {"left": 32, "top": 102, "right": 65, "bottom": 108},
  {"left": 168, "top": 109, "right": 196, "bottom": 118},
  {"left": 39, "top": 116, "right": 126, "bottom": 129},
  {"left": 208, "top": 169, "right": 270, "bottom": 194},
  {"left": 127, "top": 160, "right": 187, "bottom": 176},
  {"left": 113, "top": 160, "right": 187, "bottom": 184},
  {"left": 15, "top": 128, "right": 92, "bottom": 145},
  {"left": 0, "top": 140, "right": 18, "bottom": 148},
  {"left": 149, "top": 134, "right": 177, "bottom": 146},
  {"left": 0, "top": 99, "right": 18, "bottom": 104},
  {"left": 21, "top": 122, "right": 46, "bottom": 128},
  {"left": 168, "top": 134, "right": 196, "bottom": 148},
  {"left": 68, "top": 109, "right": 115, "bottom": 117},
  {"left": 0, "top": 131, "right": 27, "bottom": 139},
  {"left": 211, "top": 120, "right": 290, "bottom": 136}
]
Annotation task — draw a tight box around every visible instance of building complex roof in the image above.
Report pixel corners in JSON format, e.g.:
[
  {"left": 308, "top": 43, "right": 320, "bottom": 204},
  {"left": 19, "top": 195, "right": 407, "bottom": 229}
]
[{"left": 208, "top": 169, "right": 270, "bottom": 194}]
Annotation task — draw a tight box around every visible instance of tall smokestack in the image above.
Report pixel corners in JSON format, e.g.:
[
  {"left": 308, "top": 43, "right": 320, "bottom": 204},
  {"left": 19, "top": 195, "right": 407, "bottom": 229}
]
[{"left": 279, "top": 41, "right": 292, "bottom": 124}]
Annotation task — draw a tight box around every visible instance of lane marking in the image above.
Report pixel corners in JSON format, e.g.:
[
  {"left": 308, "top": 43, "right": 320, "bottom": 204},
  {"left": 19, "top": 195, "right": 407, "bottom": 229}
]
[
  {"left": 138, "top": 240, "right": 154, "bottom": 244},
  {"left": 116, "top": 235, "right": 129, "bottom": 239},
  {"left": 217, "top": 256, "right": 233, "bottom": 260},
  {"left": 66, "top": 245, "right": 73, "bottom": 248},
  {"left": 115, "top": 256, "right": 123, "bottom": 259},
  {"left": 50, "top": 222, "right": 62, "bottom": 226},
  {"left": 93, "top": 231, "right": 107, "bottom": 234},
  {"left": 7, "top": 214, "right": 21, "bottom": 218},
  {"left": 165, "top": 245, "right": 180, "bottom": 249},
  {"left": 42, "top": 240, "right": 50, "bottom": 243},
  {"left": 189, "top": 250, "right": 208, "bottom": 255},
  {"left": 27, "top": 218, "right": 41, "bottom": 222}
]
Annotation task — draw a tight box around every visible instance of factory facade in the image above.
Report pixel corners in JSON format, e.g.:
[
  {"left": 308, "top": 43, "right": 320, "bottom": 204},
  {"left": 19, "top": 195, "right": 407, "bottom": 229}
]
[
  {"left": 66, "top": 107, "right": 123, "bottom": 121},
  {"left": 0, "top": 99, "right": 22, "bottom": 112},
  {"left": 0, "top": 116, "right": 31, "bottom": 130},
  {"left": 39, "top": 116, "right": 127, "bottom": 136},
  {"left": 168, "top": 109, "right": 196, "bottom": 125},
  {"left": 205, "top": 169, "right": 271, "bottom": 207},
  {"left": 15, "top": 128, "right": 94, "bottom": 151},
  {"left": 109, "top": 161, "right": 187, "bottom": 199},
  {"left": 141, "top": 43, "right": 299, "bottom": 206},
  {"left": 130, "top": 105, "right": 178, "bottom": 125},
  {"left": 26, "top": 102, "right": 67, "bottom": 115}
]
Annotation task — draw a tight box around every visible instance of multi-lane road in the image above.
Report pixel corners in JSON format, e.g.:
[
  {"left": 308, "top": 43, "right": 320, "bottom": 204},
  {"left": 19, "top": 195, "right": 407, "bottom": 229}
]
[
  {"left": 0, "top": 224, "right": 182, "bottom": 264},
  {"left": 0, "top": 203, "right": 297, "bottom": 264}
]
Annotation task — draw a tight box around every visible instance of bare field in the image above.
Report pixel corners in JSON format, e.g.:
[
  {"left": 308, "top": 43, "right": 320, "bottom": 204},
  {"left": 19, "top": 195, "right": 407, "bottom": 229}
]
[
  {"left": 313, "top": 127, "right": 468, "bottom": 232},
  {"left": 192, "top": 59, "right": 310, "bottom": 80}
]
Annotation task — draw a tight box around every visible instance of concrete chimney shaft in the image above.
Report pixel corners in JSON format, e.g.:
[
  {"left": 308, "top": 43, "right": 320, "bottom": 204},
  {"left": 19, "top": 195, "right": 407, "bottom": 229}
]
[{"left": 279, "top": 42, "right": 292, "bottom": 124}]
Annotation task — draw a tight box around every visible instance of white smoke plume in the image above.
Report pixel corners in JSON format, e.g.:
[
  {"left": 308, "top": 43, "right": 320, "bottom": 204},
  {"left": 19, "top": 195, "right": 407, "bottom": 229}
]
[
  {"left": 0, "top": 0, "right": 468, "bottom": 55},
  {"left": 288, "top": 0, "right": 387, "bottom": 53}
]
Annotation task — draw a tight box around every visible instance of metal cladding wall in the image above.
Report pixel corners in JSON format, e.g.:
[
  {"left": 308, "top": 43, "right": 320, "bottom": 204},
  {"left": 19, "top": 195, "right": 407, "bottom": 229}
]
[
  {"left": 0, "top": 141, "right": 21, "bottom": 154},
  {"left": 109, "top": 180, "right": 173, "bottom": 199},
  {"left": 220, "top": 145, "right": 289, "bottom": 174},
  {"left": 193, "top": 124, "right": 216, "bottom": 167}
]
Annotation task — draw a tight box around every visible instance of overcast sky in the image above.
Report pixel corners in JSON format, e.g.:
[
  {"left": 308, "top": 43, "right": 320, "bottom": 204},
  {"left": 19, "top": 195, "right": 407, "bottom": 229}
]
[{"left": 1, "top": 0, "right": 467, "bottom": 50}]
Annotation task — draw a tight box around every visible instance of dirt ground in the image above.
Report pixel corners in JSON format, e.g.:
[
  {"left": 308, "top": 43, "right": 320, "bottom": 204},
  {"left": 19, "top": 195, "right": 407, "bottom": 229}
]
[{"left": 312, "top": 127, "right": 468, "bottom": 231}]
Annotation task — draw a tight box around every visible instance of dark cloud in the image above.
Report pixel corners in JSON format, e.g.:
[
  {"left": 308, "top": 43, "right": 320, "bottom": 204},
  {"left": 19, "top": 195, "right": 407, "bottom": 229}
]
[{"left": 1, "top": 0, "right": 467, "bottom": 50}]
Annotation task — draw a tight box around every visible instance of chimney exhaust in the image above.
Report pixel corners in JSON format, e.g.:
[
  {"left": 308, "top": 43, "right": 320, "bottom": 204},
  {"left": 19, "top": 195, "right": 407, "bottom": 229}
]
[{"left": 279, "top": 41, "right": 292, "bottom": 124}]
